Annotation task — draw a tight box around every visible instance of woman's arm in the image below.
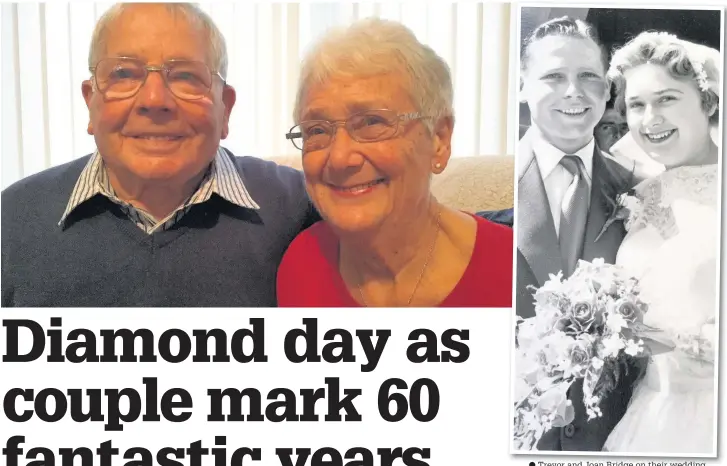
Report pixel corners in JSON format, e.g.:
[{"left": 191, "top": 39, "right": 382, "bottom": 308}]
[{"left": 673, "top": 320, "right": 715, "bottom": 363}]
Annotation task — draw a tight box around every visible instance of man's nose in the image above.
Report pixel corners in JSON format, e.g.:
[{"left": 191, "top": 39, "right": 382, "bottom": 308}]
[
  {"left": 564, "top": 78, "right": 585, "bottom": 98},
  {"left": 134, "top": 71, "right": 177, "bottom": 116}
]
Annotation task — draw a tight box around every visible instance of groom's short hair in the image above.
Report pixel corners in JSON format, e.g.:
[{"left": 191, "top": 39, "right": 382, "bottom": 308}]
[{"left": 521, "top": 16, "right": 608, "bottom": 74}]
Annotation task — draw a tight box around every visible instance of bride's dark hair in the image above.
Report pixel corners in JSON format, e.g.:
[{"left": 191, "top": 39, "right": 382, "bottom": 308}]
[{"left": 608, "top": 32, "right": 720, "bottom": 126}]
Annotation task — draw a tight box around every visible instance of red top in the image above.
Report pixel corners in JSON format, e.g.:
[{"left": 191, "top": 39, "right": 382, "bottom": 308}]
[{"left": 276, "top": 214, "right": 513, "bottom": 307}]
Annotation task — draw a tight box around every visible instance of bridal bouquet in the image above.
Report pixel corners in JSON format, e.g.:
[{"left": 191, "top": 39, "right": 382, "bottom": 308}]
[{"left": 512, "top": 258, "right": 667, "bottom": 451}]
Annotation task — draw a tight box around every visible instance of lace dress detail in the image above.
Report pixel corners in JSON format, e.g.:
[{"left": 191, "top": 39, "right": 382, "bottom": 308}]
[
  {"left": 603, "top": 163, "right": 718, "bottom": 454},
  {"left": 624, "top": 165, "right": 718, "bottom": 239}
]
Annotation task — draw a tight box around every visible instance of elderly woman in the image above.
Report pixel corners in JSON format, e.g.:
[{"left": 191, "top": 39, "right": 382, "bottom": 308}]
[
  {"left": 276, "top": 18, "right": 513, "bottom": 307},
  {"left": 601, "top": 32, "right": 720, "bottom": 454}
]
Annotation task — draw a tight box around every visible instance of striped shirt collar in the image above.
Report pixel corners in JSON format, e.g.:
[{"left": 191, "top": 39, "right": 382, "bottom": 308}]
[{"left": 59, "top": 147, "right": 259, "bottom": 232}]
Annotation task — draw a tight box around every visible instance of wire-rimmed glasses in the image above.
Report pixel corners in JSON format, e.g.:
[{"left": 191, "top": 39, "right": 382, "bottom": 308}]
[
  {"left": 89, "top": 57, "right": 225, "bottom": 101},
  {"left": 285, "top": 109, "right": 430, "bottom": 152}
]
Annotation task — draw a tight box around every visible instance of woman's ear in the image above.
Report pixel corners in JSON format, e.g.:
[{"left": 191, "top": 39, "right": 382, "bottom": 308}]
[{"left": 431, "top": 116, "right": 454, "bottom": 173}]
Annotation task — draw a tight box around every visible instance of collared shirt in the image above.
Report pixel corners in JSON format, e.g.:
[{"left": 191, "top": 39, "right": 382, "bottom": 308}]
[
  {"left": 59, "top": 147, "right": 259, "bottom": 234},
  {"left": 531, "top": 130, "right": 595, "bottom": 235}
]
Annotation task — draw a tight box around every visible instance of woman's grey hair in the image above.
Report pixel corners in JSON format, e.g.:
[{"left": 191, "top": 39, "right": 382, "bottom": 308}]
[
  {"left": 608, "top": 32, "right": 720, "bottom": 125},
  {"left": 293, "top": 17, "right": 454, "bottom": 132},
  {"left": 88, "top": 3, "right": 228, "bottom": 79}
]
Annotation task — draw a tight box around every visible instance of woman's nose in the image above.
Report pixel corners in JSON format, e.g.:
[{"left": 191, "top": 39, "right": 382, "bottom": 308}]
[
  {"left": 326, "top": 126, "right": 364, "bottom": 170},
  {"left": 642, "top": 105, "right": 664, "bottom": 128}
]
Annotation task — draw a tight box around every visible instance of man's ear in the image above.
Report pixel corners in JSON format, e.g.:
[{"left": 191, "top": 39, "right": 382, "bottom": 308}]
[
  {"left": 220, "top": 84, "right": 236, "bottom": 140},
  {"left": 82, "top": 80, "right": 95, "bottom": 135},
  {"left": 519, "top": 76, "right": 528, "bottom": 103},
  {"left": 603, "top": 78, "right": 612, "bottom": 101},
  {"left": 431, "top": 116, "right": 454, "bottom": 174},
  {"left": 82, "top": 80, "right": 94, "bottom": 107}
]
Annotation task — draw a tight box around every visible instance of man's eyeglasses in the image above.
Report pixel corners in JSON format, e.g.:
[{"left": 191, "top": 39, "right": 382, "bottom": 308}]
[
  {"left": 89, "top": 57, "right": 224, "bottom": 101},
  {"left": 285, "top": 109, "right": 431, "bottom": 152}
]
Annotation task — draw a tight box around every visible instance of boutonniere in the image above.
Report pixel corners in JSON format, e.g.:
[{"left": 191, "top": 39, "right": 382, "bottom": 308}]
[{"left": 595, "top": 188, "right": 639, "bottom": 242}]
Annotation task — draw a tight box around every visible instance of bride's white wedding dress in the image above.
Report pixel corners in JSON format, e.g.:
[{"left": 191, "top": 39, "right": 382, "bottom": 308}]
[{"left": 603, "top": 165, "right": 718, "bottom": 455}]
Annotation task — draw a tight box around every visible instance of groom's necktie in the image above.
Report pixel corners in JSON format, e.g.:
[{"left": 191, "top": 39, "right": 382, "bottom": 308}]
[{"left": 559, "top": 155, "right": 588, "bottom": 277}]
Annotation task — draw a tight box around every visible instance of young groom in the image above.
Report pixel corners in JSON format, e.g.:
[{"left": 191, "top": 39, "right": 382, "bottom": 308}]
[{"left": 515, "top": 17, "right": 639, "bottom": 451}]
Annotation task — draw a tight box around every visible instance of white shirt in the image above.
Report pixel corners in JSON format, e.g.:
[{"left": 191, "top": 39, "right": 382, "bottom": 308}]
[
  {"left": 531, "top": 133, "right": 595, "bottom": 235},
  {"left": 58, "top": 147, "right": 260, "bottom": 234}
]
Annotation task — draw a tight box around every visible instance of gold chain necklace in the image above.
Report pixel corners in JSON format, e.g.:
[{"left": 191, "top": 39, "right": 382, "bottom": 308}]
[{"left": 357, "top": 208, "right": 442, "bottom": 307}]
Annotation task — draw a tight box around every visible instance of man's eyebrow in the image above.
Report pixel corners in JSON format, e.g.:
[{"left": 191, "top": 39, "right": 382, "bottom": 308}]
[
  {"left": 101, "top": 54, "right": 200, "bottom": 62},
  {"left": 537, "top": 67, "right": 565, "bottom": 75},
  {"left": 107, "top": 53, "right": 142, "bottom": 59},
  {"left": 164, "top": 55, "right": 200, "bottom": 62}
]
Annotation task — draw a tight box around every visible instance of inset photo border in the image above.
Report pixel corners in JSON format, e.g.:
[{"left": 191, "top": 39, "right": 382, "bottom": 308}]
[{"left": 511, "top": 3, "right": 723, "bottom": 457}]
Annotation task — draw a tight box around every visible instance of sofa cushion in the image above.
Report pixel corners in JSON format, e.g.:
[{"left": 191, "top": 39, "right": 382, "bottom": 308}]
[{"left": 432, "top": 156, "right": 513, "bottom": 212}]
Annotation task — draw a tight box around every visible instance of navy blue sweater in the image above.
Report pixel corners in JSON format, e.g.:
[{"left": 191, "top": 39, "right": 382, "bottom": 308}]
[{"left": 1, "top": 151, "right": 317, "bottom": 307}]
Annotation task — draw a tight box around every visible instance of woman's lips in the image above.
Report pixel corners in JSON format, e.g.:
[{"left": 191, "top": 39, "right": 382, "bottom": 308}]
[
  {"left": 642, "top": 129, "right": 677, "bottom": 143},
  {"left": 328, "top": 179, "right": 387, "bottom": 197}
]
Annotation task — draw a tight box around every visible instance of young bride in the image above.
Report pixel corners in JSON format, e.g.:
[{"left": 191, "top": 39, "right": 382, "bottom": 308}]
[{"left": 603, "top": 32, "right": 720, "bottom": 454}]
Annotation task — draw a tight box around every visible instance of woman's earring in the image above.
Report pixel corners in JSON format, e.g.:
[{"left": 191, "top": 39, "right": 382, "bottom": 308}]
[{"left": 434, "top": 162, "right": 442, "bottom": 170}]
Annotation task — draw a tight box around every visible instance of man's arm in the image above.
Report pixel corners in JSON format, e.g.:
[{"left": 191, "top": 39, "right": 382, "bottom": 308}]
[
  {"left": 302, "top": 196, "right": 322, "bottom": 230},
  {"left": 475, "top": 208, "right": 513, "bottom": 228}
]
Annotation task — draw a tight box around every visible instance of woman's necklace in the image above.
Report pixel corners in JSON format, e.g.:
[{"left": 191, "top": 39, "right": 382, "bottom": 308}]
[{"left": 357, "top": 208, "right": 442, "bottom": 307}]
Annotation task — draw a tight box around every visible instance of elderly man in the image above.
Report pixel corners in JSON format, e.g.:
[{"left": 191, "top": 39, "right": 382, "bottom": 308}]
[{"left": 1, "top": 3, "right": 317, "bottom": 306}]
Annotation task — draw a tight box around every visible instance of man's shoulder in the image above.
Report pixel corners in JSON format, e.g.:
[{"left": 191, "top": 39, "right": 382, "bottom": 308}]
[
  {"left": 220, "top": 148, "right": 319, "bottom": 226},
  {"left": 2, "top": 155, "right": 90, "bottom": 202},
  {"left": 594, "top": 148, "right": 635, "bottom": 191},
  {"left": 475, "top": 208, "right": 514, "bottom": 228},
  {"left": 517, "top": 129, "right": 536, "bottom": 180},
  {"left": 224, "top": 149, "right": 304, "bottom": 182}
]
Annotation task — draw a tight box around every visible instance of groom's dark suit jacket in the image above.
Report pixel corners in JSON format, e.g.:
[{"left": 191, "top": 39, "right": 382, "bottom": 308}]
[{"left": 516, "top": 129, "right": 641, "bottom": 451}]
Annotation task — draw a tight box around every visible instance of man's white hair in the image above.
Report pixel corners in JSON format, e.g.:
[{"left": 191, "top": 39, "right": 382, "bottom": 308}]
[{"left": 88, "top": 3, "right": 228, "bottom": 78}]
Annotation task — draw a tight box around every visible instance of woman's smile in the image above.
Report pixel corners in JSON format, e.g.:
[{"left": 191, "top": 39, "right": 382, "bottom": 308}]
[
  {"left": 641, "top": 128, "right": 677, "bottom": 144},
  {"left": 327, "top": 178, "right": 388, "bottom": 198}
]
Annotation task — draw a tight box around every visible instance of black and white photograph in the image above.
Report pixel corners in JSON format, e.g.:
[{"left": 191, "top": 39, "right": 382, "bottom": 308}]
[{"left": 512, "top": 4, "right": 723, "bottom": 456}]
